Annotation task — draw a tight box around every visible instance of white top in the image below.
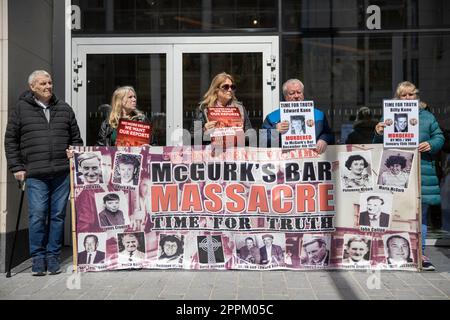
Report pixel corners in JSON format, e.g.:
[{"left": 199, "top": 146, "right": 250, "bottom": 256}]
[{"left": 381, "top": 171, "right": 409, "bottom": 187}]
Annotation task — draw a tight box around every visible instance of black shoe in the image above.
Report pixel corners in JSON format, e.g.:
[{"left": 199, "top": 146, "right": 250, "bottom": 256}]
[
  {"left": 47, "top": 256, "right": 62, "bottom": 275},
  {"left": 422, "top": 256, "right": 436, "bottom": 271},
  {"left": 32, "top": 257, "right": 46, "bottom": 276}
]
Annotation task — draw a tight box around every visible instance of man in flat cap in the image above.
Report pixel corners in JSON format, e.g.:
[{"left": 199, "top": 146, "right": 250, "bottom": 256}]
[{"left": 259, "top": 234, "right": 284, "bottom": 265}]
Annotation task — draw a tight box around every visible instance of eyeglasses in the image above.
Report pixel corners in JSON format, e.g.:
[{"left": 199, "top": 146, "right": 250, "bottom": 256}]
[{"left": 219, "top": 84, "right": 236, "bottom": 91}]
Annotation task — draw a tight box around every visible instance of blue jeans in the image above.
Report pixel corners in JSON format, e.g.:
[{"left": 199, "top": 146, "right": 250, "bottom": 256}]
[
  {"left": 26, "top": 173, "right": 70, "bottom": 259},
  {"left": 422, "top": 203, "right": 430, "bottom": 254}
]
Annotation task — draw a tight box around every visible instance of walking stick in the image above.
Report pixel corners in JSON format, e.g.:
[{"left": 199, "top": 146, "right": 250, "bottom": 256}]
[{"left": 6, "top": 181, "right": 26, "bottom": 278}]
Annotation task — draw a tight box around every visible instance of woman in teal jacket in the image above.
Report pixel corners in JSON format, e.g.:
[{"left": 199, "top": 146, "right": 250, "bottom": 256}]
[{"left": 374, "top": 81, "right": 444, "bottom": 271}]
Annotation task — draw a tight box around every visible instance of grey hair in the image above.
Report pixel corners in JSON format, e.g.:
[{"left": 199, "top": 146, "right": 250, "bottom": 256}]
[
  {"left": 28, "top": 70, "right": 51, "bottom": 85},
  {"left": 282, "top": 79, "right": 304, "bottom": 97}
]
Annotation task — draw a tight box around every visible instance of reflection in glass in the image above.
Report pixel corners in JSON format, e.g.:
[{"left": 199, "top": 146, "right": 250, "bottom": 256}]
[
  {"left": 86, "top": 54, "right": 166, "bottom": 146},
  {"left": 182, "top": 53, "right": 263, "bottom": 137}
]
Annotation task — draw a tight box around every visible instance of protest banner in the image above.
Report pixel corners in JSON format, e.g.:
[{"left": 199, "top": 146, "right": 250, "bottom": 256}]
[
  {"left": 116, "top": 119, "right": 152, "bottom": 147},
  {"left": 280, "top": 101, "right": 316, "bottom": 149},
  {"left": 71, "top": 145, "right": 420, "bottom": 272},
  {"left": 382, "top": 100, "right": 419, "bottom": 148}
]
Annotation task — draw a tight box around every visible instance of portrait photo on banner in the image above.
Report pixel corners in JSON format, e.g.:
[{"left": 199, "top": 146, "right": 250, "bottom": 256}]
[
  {"left": 341, "top": 234, "right": 372, "bottom": 267},
  {"left": 117, "top": 232, "right": 146, "bottom": 264},
  {"left": 77, "top": 232, "right": 107, "bottom": 265},
  {"left": 358, "top": 192, "right": 393, "bottom": 229},
  {"left": 300, "top": 234, "right": 332, "bottom": 267},
  {"left": 112, "top": 152, "right": 143, "bottom": 187},
  {"left": 235, "top": 234, "right": 261, "bottom": 265},
  {"left": 255, "top": 233, "right": 286, "bottom": 266},
  {"left": 382, "top": 232, "right": 414, "bottom": 267},
  {"left": 377, "top": 149, "right": 414, "bottom": 189},
  {"left": 74, "top": 151, "right": 104, "bottom": 186},
  {"left": 157, "top": 234, "right": 185, "bottom": 264},
  {"left": 94, "top": 191, "right": 130, "bottom": 228},
  {"left": 339, "top": 151, "right": 374, "bottom": 191}
]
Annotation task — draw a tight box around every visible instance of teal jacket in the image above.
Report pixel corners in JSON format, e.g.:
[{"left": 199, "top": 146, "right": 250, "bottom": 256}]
[{"left": 374, "top": 108, "right": 444, "bottom": 205}]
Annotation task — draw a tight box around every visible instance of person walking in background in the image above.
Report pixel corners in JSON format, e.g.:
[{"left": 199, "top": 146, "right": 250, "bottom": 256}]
[{"left": 345, "top": 106, "right": 378, "bottom": 144}]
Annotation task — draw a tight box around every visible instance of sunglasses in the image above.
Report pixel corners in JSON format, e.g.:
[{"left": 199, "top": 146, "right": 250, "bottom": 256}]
[{"left": 219, "top": 84, "right": 236, "bottom": 91}]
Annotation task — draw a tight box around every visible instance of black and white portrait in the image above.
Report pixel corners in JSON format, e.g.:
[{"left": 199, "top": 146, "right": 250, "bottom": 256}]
[
  {"left": 235, "top": 235, "right": 261, "bottom": 265},
  {"left": 94, "top": 191, "right": 130, "bottom": 228},
  {"left": 158, "top": 234, "right": 184, "bottom": 264},
  {"left": 117, "top": 232, "right": 146, "bottom": 264},
  {"left": 300, "top": 234, "right": 331, "bottom": 267},
  {"left": 382, "top": 233, "right": 414, "bottom": 266},
  {"left": 394, "top": 113, "right": 408, "bottom": 132},
  {"left": 339, "top": 151, "right": 373, "bottom": 190},
  {"left": 290, "top": 115, "right": 306, "bottom": 135},
  {"left": 358, "top": 193, "right": 393, "bottom": 229},
  {"left": 77, "top": 233, "right": 106, "bottom": 265},
  {"left": 75, "top": 152, "right": 104, "bottom": 185},
  {"left": 342, "top": 234, "right": 372, "bottom": 266},
  {"left": 377, "top": 150, "right": 414, "bottom": 188},
  {"left": 112, "top": 152, "right": 142, "bottom": 186}
]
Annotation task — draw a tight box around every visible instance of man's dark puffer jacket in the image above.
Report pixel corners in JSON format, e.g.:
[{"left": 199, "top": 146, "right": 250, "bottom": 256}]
[{"left": 4, "top": 90, "right": 83, "bottom": 178}]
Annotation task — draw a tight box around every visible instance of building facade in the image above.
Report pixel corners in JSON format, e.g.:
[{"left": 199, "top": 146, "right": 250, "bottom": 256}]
[{"left": 0, "top": 0, "right": 449, "bottom": 271}]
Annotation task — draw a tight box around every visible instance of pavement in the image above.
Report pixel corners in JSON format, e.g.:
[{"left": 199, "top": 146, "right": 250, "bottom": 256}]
[{"left": 0, "top": 246, "right": 449, "bottom": 300}]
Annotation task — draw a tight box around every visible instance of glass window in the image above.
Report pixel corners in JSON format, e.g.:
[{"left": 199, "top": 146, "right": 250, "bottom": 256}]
[
  {"left": 282, "top": 33, "right": 450, "bottom": 141},
  {"left": 182, "top": 53, "right": 263, "bottom": 135},
  {"left": 86, "top": 54, "right": 166, "bottom": 146},
  {"left": 72, "top": 0, "right": 277, "bottom": 34}
]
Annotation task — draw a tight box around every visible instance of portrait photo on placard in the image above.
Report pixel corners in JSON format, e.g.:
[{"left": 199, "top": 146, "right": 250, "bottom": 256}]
[
  {"left": 112, "top": 152, "right": 142, "bottom": 187},
  {"left": 382, "top": 233, "right": 414, "bottom": 266},
  {"left": 339, "top": 151, "right": 374, "bottom": 190},
  {"left": 74, "top": 152, "right": 104, "bottom": 186},
  {"left": 377, "top": 149, "right": 414, "bottom": 188},
  {"left": 358, "top": 193, "right": 393, "bottom": 229},
  {"left": 94, "top": 191, "right": 130, "bottom": 228},
  {"left": 77, "top": 233, "right": 106, "bottom": 265}
]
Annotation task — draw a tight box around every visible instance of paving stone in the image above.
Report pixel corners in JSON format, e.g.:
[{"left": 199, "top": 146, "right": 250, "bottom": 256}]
[
  {"left": 287, "top": 288, "right": 316, "bottom": 300},
  {"left": 105, "top": 293, "right": 135, "bottom": 300},
  {"left": 263, "top": 294, "right": 289, "bottom": 300},
  {"left": 184, "top": 287, "right": 212, "bottom": 300},
  {"left": 410, "top": 286, "right": 447, "bottom": 297},
  {"left": 316, "top": 293, "right": 342, "bottom": 300},
  {"left": 157, "top": 294, "right": 185, "bottom": 300},
  {"left": 238, "top": 288, "right": 263, "bottom": 300}
]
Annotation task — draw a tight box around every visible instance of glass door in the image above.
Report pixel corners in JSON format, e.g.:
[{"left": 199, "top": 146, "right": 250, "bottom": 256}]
[
  {"left": 71, "top": 39, "right": 172, "bottom": 146},
  {"left": 173, "top": 37, "right": 279, "bottom": 144},
  {"left": 71, "top": 37, "right": 279, "bottom": 146}
]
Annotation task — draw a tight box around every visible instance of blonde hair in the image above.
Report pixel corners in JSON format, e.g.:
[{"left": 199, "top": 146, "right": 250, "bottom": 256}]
[
  {"left": 108, "top": 86, "right": 138, "bottom": 129},
  {"left": 394, "top": 81, "right": 419, "bottom": 99},
  {"left": 199, "top": 72, "right": 237, "bottom": 108},
  {"left": 394, "top": 81, "right": 428, "bottom": 108}
]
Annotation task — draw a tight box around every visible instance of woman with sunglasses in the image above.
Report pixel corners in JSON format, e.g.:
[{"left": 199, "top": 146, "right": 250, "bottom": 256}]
[{"left": 192, "top": 72, "right": 252, "bottom": 145}]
